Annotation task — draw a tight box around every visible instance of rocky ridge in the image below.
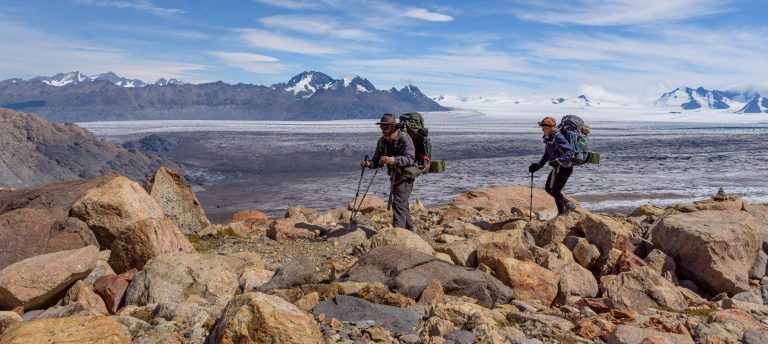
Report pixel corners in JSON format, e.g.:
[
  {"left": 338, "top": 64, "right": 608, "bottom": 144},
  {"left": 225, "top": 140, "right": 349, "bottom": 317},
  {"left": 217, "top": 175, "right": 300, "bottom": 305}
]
[{"left": 0, "top": 168, "right": 766, "bottom": 343}]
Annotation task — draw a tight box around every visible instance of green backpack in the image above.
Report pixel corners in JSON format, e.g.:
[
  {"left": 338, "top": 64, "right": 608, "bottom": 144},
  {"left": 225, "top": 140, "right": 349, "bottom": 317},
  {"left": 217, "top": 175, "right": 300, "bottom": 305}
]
[{"left": 399, "top": 112, "right": 444, "bottom": 174}]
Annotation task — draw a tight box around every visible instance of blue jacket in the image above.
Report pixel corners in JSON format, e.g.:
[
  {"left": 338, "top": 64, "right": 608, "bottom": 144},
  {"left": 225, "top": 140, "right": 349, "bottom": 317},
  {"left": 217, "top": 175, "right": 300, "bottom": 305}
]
[{"left": 538, "top": 131, "right": 575, "bottom": 166}]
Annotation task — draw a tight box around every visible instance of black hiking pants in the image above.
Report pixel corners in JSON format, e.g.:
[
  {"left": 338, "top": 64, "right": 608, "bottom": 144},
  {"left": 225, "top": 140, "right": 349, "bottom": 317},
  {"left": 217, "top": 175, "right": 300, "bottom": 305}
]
[
  {"left": 391, "top": 174, "right": 415, "bottom": 231},
  {"left": 545, "top": 166, "right": 573, "bottom": 214}
]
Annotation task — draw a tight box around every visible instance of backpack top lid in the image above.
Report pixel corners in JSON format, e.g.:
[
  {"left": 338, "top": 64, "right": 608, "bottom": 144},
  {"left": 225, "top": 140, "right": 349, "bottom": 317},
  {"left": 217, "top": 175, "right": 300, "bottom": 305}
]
[
  {"left": 559, "top": 115, "right": 584, "bottom": 132},
  {"left": 399, "top": 112, "right": 425, "bottom": 130}
]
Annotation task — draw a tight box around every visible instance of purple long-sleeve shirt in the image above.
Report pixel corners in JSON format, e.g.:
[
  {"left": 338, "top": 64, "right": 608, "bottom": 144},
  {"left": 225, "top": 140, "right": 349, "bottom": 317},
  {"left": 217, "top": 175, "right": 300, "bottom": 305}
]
[{"left": 538, "top": 131, "right": 575, "bottom": 166}]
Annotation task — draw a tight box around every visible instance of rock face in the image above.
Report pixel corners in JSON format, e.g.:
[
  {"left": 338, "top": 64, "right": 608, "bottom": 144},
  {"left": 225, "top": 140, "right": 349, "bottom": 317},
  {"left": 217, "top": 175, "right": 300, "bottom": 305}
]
[
  {"left": 125, "top": 252, "right": 265, "bottom": 306},
  {"left": 71, "top": 175, "right": 165, "bottom": 248},
  {"left": 602, "top": 266, "right": 688, "bottom": 312},
  {"left": 0, "top": 208, "right": 97, "bottom": 270},
  {"left": 0, "top": 108, "right": 168, "bottom": 189},
  {"left": 651, "top": 210, "right": 761, "bottom": 294},
  {"left": 312, "top": 295, "right": 423, "bottom": 334},
  {"left": 0, "top": 316, "right": 130, "bottom": 343},
  {"left": 208, "top": 292, "right": 323, "bottom": 344},
  {"left": 0, "top": 245, "right": 98, "bottom": 310},
  {"left": 108, "top": 218, "right": 193, "bottom": 274},
  {"left": 578, "top": 213, "right": 635, "bottom": 255},
  {"left": 450, "top": 186, "right": 556, "bottom": 215},
  {"left": 339, "top": 246, "right": 512, "bottom": 307},
  {"left": 144, "top": 166, "right": 210, "bottom": 235}
]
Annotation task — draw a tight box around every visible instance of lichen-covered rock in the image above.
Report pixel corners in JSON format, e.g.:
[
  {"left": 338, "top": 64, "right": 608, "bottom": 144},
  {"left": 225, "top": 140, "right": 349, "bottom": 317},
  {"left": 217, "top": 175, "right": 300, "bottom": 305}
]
[
  {"left": 601, "top": 266, "right": 688, "bottom": 312},
  {"left": 144, "top": 166, "right": 210, "bottom": 235},
  {"left": 209, "top": 292, "right": 322, "bottom": 344},
  {"left": 367, "top": 227, "right": 435, "bottom": 255},
  {"left": 577, "top": 213, "right": 635, "bottom": 255}
]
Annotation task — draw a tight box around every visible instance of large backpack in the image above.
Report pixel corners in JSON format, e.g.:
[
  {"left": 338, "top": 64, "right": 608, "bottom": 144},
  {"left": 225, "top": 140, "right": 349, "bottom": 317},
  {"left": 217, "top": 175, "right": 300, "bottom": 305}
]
[
  {"left": 558, "top": 115, "right": 600, "bottom": 166},
  {"left": 399, "top": 112, "right": 444, "bottom": 174}
]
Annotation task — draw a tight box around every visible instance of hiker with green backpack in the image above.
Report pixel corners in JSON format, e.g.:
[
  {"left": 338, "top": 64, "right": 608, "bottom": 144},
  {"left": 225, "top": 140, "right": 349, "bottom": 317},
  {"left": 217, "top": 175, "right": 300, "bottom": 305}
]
[{"left": 360, "top": 114, "right": 419, "bottom": 231}]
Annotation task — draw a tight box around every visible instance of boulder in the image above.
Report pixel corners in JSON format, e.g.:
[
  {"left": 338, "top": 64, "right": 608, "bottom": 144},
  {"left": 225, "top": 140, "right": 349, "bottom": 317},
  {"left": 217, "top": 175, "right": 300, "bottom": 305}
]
[
  {"left": 493, "top": 257, "right": 559, "bottom": 306},
  {"left": 439, "top": 205, "right": 476, "bottom": 223},
  {"left": 71, "top": 175, "right": 164, "bottom": 248},
  {"left": 0, "top": 208, "right": 97, "bottom": 270},
  {"left": 450, "top": 186, "right": 557, "bottom": 215},
  {"left": 61, "top": 280, "right": 108, "bottom": 314},
  {"left": 93, "top": 274, "right": 130, "bottom": 314},
  {"left": 435, "top": 241, "right": 478, "bottom": 267},
  {"left": 367, "top": 227, "right": 435, "bottom": 255},
  {"left": 339, "top": 246, "right": 512, "bottom": 307},
  {"left": 607, "top": 325, "right": 694, "bottom": 344},
  {"left": 0, "top": 245, "right": 98, "bottom": 310},
  {"left": 144, "top": 166, "right": 210, "bottom": 235},
  {"left": 108, "top": 218, "right": 193, "bottom": 274},
  {"left": 312, "top": 295, "right": 424, "bottom": 334},
  {"left": 348, "top": 195, "right": 386, "bottom": 215},
  {"left": 259, "top": 257, "right": 319, "bottom": 291},
  {"left": 125, "top": 252, "right": 264, "bottom": 307},
  {"left": 526, "top": 215, "right": 579, "bottom": 247},
  {"left": 577, "top": 213, "right": 635, "bottom": 255},
  {"left": 601, "top": 266, "right": 688, "bottom": 312},
  {"left": 547, "top": 259, "right": 598, "bottom": 299},
  {"left": 629, "top": 204, "right": 664, "bottom": 218},
  {"left": 32, "top": 302, "right": 103, "bottom": 319},
  {"left": 209, "top": 292, "right": 322, "bottom": 344},
  {"left": 573, "top": 238, "right": 601, "bottom": 269},
  {"left": 83, "top": 250, "right": 116, "bottom": 286},
  {"left": 651, "top": 210, "right": 761, "bottom": 294},
  {"left": 284, "top": 206, "right": 319, "bottom": 223},
  {"left": 229, "top": 209, "right": 269, "bottom": 229},
  {"left": 0, "top": 316, "right": 130, "bottom": 343},
  {"left": 643, "top": 249, "right": 676, "bottom": 277},
  {"left": 266, "top": 218, "right": 317, "bottom": 242}
]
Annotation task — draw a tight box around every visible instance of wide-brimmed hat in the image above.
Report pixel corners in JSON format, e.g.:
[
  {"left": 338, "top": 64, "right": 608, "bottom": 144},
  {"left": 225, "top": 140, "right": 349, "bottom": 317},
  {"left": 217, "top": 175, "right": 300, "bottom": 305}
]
[
  {"left": 376, "top": 113, "right": 397, "bottom": 126},
  {"left": 538, "top": 116, "right": 557, "bottom": 127}
]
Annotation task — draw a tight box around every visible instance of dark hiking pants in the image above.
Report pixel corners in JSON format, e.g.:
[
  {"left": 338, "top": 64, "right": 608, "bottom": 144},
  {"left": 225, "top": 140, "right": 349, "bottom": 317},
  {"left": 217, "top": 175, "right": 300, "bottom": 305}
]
[
  {"left": 391, "top": 174, "right": 415, "bottom": 230},
  {"left": 545, "top": 166, "right": 573, "bottom": 214}
]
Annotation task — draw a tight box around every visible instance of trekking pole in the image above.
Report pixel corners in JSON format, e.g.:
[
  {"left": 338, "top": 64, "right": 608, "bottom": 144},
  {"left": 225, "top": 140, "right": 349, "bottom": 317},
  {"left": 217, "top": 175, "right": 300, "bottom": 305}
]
[
  {"left": 387, "top": 171, "right": 395, "bottom": 211},
  {"left": 351, "top": 155, "right": 368, "bottom": 208},
  {"left": 350, "top": 166, "right": 379, "bottom": 224},
  {"left": 529, "top": 172, "right": 534, "bottom": 221}
]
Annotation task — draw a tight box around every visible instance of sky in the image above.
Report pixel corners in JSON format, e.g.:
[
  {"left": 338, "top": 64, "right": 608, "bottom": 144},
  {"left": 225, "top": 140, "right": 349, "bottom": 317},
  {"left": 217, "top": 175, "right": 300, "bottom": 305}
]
[{"left": 1, "top": 0, "right": 767, "bottom": 102}]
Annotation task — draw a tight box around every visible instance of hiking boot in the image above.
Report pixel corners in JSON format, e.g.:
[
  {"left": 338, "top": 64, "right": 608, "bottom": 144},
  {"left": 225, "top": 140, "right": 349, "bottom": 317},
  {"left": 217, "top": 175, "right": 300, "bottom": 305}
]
[{"left": 562, "top": 202, "right": 576, "bottom": 216}]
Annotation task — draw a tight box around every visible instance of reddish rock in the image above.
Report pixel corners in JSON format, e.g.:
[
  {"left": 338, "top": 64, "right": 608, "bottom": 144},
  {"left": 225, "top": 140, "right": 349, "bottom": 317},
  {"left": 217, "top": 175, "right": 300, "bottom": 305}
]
[
  {"left": 417, "top": 279, "right": 445, "bottom": 308},
  {"left": 572, "top": 298, "right": 617, "bottom": 313},
  {"left": 0, "top": 317, "right": 21, "bottom": 337},
  {"left": 230, "top": 209, "right": 268, "bottom": 225},
  {"left": 617, "top": 250, "right": 647, "bottom": 272},
  {"left": 575, "top": 317, "right": 615, "bottom": 340},
  {"left": 451, "top": 186, "right": 559, "bottom": 216},
  {"left": 0, "top": 208, "right": 97, "bottom": 270},
  {"left": 494, "top": 257, "right": 560, "bottom": 306},
  {"left": 61, "top": 280, "right": 108, "bottom": 314},
  {"left": 267, "top": 218, "right": 317, "bottom": 242},
  {"left": 577, "top": 213, "right": 635, "bottom": 255},
  {"left": 439, "top": 205, "right": 476, "bottom": 223},
  {"left": 93, "top": 274, "right": 130, "bottom": 314},
  {"left": 602, "top": 266, "right": 687, "bottom": 312}
]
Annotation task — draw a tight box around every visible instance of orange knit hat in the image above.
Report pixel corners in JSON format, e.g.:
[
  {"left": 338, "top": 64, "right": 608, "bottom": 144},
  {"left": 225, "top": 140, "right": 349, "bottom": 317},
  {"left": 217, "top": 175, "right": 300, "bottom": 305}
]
[{"left": 538, "top": 116, "right": 557, "bottom": 127}]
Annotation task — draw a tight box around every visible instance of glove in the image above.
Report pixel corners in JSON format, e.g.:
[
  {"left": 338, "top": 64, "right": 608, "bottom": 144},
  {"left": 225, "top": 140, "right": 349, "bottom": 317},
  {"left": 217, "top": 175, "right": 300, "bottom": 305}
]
[
  {"left": 528, "top": 163, "right": 541, "bottom": 173},
  {"left": 548, "top": 160, "right": 560, "bottom": 168}
]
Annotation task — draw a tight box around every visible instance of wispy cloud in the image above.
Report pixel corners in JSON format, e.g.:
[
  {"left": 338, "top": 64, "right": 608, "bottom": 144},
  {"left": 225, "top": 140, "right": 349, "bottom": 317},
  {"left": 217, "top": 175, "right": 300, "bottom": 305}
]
[
  {"left": 0, "top": 18, "right": 204, "bottom": 81},
  {"left": 259, "top": 15, "right": 379, "bottom": 41},
  {"left": 236, "top": 29, "right": 343, "bottom": 55},
  {"left": 208, "top": 51, "right": 290, "bottom": 74},
  {"left": 252, "top": 0, "right": 321, "bottom": 10},
  {"left": 74, "top": 0, "right": 185, "bottom": 16},
  {"left": 401, "top": 8, "right": 453, "bottom": 22},
  {"left": 510, "top": 0, "right": 733, "bottom": 26}
]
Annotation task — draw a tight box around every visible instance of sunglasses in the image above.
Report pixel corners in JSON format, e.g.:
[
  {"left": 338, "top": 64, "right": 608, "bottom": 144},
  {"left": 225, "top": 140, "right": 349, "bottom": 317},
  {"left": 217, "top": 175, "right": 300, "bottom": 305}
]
[{"left": 379, "top": 124, "right": 395, "bottom": 128}]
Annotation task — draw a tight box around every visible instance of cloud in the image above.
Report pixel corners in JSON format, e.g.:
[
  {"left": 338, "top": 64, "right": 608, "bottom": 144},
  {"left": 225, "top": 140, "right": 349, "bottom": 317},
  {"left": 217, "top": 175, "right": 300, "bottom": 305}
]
[
  {"left": 74, "top": 0, "right": 185, "bottom": 15},
  {"left": 207, "top": 51, "right": 290, "bottom": 74},
  {"left": 236, "top": 29, "right": 343, "bottom": 55},
  {"left": 259, "top": 15, "right": 379, "bottom": 41},
  {"left": 401, "top": 8, "right": 453, "bottom": 22},
  {"left": 510, "top": 0, "right": 733, "bottom": 26},
  {"left": 252, "top": 0, "right": 321, "bottom": 10},
  {"left": 0, "top": 18, "right": 205, "bottom": 81}
]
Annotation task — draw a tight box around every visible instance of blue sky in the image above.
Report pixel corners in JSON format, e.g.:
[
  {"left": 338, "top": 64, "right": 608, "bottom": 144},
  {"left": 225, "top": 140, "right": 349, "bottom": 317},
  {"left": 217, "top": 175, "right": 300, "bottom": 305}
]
[{"left": 1, "top": 0, "right": 766, "bottom": 100}]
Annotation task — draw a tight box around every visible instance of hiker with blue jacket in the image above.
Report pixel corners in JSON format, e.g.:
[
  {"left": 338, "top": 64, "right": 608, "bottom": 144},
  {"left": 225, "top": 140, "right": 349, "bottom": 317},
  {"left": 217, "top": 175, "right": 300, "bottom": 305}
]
[
  {"left": 529, "top": 116, "right": 577, "bottom": 216},
  {"left": 360, "top": 114, "right": 418, "bottom": 231}
]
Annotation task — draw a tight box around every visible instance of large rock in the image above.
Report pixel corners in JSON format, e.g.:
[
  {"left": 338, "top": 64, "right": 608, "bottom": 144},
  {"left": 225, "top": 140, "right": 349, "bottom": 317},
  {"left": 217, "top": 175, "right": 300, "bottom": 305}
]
[
  {"left": 367, "top": 227, "right": 435, "bottom": 255},
  {"left": 547, "top": 258, "right": 598, "bottom": 299},
  {"left": 144, "top": 166, "right": 210, "bottom": 235},
  {"left": 71, "top": 175, "right": 164, "bottom": 248},
  {"left": 607, "top": 325, "right": 694, "bottom": 344},
  {"left": 108, "top": 218, "right": 193, "bottom": 274},
  {"left": 450, "top": 186, "right": 556, "bottom": 215},
  {"left": 312, "top": 295, "right": 423, "bottom": 334},
  {"left": 493, "top": 257, "right": 559, "bottom": 306},
  {"left": 526, "top": 215, "right": 579, "bottom": 247},
  {"left": 60, "top": 280, "right": 108, "bottom": 314},
  {"left": 209, "top": 292, "right": 322, "bottom": 344},
  {"left": 125, "top": 252, "right": 265, "bottom": 306},
  {"left": 0, "top": 316, "right": 130, "bottom": 343},
  {"left": 266, "top": 218, "right": 317, "bottom": 242},
  {"left": 0, "top": 245, "right": 98, "bottom": 310},
  {"left": 601, "top": 266, "right": 688, "bottom": 312},
  {"left": 348, "top": 195, "right": 386, "bottom": 215},
  {"left": 577, "top": 213, "right": 635, "bottom": 255},
  {"left": 0, "top": 208, "right": 97, "bottom": 270},
  {"left": 651, "top": 210, "right": 761, "bottom": 294},
  {"left": 259, "top": 257, "right": 318, "bottom": 291},
  {"left": 339, "top": 246, "right": 512, "bottom": 307}
]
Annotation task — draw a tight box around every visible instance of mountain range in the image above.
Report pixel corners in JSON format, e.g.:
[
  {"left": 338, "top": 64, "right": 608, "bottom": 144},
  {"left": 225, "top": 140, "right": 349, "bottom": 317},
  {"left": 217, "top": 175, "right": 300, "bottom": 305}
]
[
  {"left": 0, "top": 71, "right": 447, "bottom": 122},
  {"left": 655, "top": 86, "right": 766, "bottom": 113}
]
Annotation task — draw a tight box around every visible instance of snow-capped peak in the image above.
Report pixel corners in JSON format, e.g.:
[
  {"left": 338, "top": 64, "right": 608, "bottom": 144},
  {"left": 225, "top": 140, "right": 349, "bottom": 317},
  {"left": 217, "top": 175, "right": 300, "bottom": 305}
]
[
  {"left": 285, "top": 71, "right": 335, "bottom": 98},
  {"left": 656, "top": 86, "right": 741, "bottom": 110},
  {"left": 739, "top": 94, "right": 768, "bottom": 114},
  {"left": 36, "top": 71, "right": 89, "bottom": 86},
  {"left": 155, "top": 78, "right": 184, "bottom": 86}
]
